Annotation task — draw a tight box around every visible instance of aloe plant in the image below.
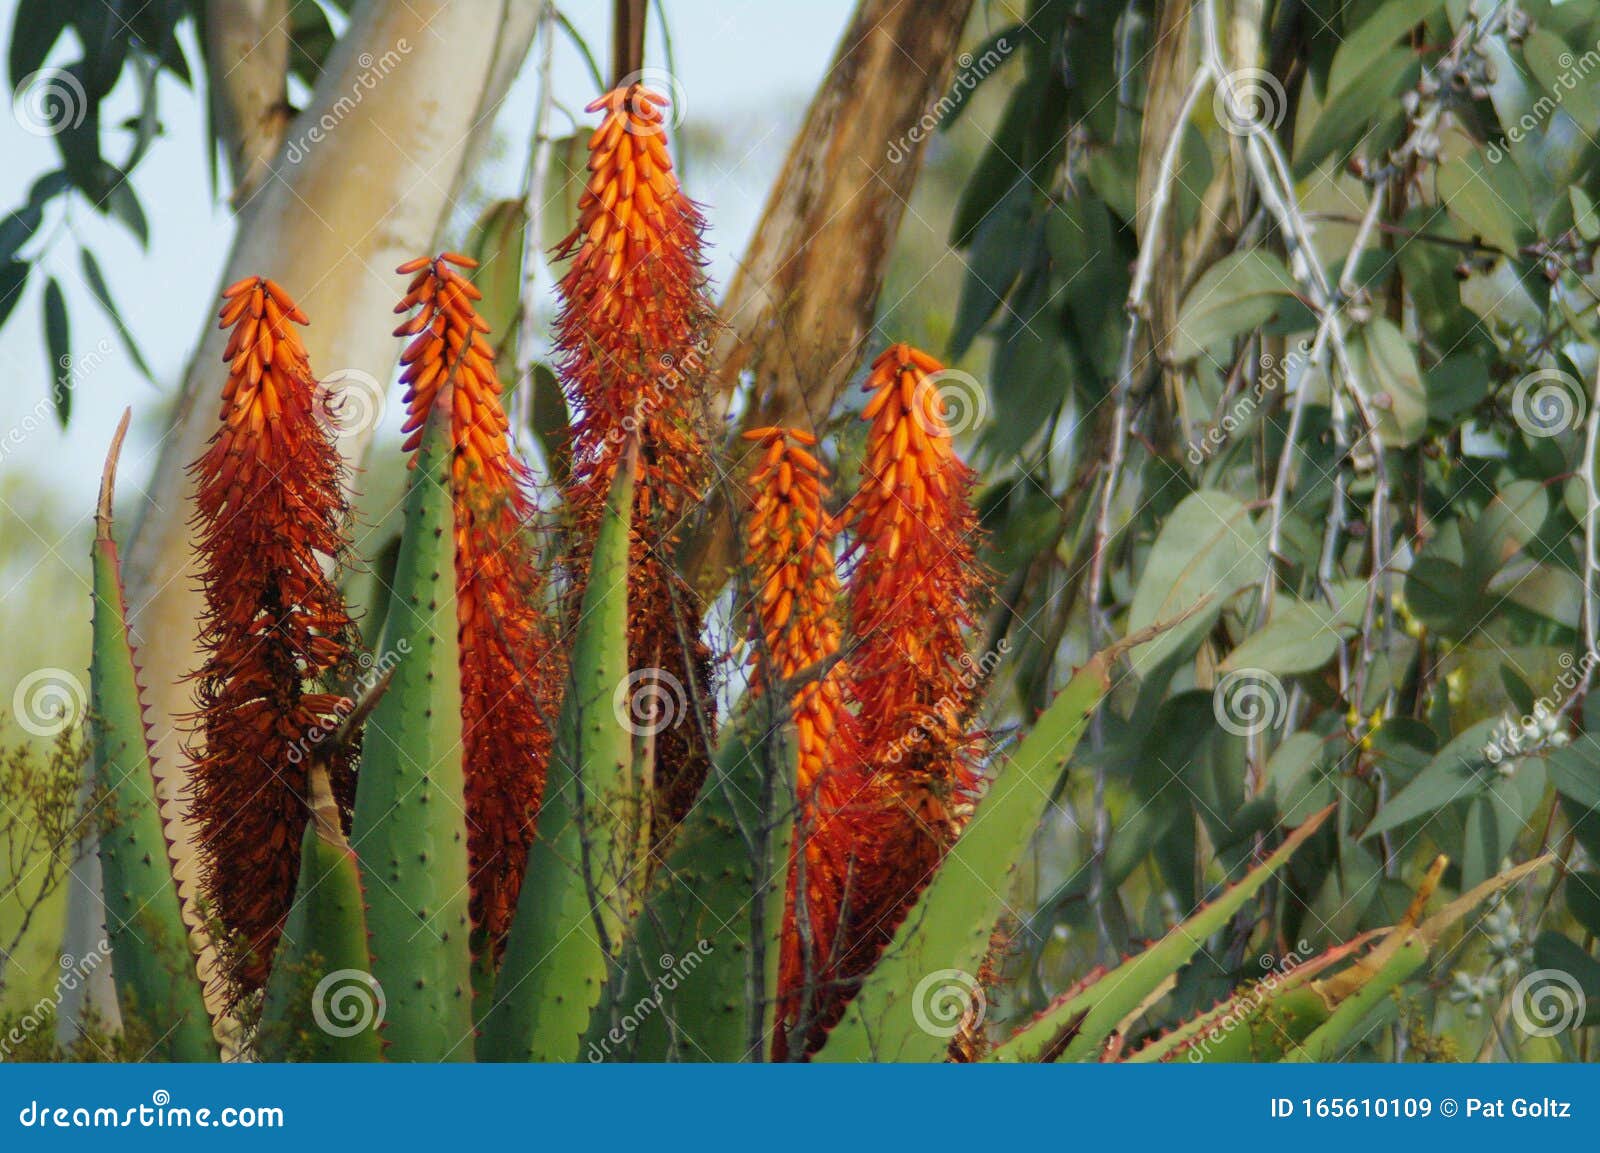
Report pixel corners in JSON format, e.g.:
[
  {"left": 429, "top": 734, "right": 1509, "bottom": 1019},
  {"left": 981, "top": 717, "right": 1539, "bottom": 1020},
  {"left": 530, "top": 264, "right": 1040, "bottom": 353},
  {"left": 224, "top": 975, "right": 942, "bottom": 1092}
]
[{"left": 73, "top": 84, "right": 1561, "bottom": 1066}]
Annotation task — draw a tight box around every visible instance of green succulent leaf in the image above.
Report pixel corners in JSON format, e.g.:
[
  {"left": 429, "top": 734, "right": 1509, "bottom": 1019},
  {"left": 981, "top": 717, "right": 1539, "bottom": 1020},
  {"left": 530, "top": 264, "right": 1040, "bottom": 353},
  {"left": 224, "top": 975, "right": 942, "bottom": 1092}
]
[
  {"left": 350, "top": 405, "right": 473, "bottom": 1061},
  {"left": 480, "top": 451, "right": 637, "bottom": 1061},
  {"left": 88, "top": 413, "right": 216, "bottom": 1062}
]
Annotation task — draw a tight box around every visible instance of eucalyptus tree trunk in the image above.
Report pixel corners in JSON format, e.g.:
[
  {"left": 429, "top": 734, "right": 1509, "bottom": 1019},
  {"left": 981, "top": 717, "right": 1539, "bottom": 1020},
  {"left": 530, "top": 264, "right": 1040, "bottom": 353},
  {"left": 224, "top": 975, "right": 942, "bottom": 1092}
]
[{"left": 61, "top": 0, "right": 540, "bottom": 1037}]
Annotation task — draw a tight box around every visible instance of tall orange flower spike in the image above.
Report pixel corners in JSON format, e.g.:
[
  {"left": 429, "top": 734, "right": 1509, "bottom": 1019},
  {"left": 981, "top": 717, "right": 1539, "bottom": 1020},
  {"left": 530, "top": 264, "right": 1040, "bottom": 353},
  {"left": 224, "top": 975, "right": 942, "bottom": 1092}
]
[
  {"left": 843, "top": 342, "right": 987, "bottom": 972},
  {"left": 742, "top": 428, "right": 889, "bottom": 1059},
  {"left": 188, "top": 276, "right": 361, "bottom": 997},
  {"left": 553, "top": 83, "right": 717, "bottom": 829},
  {"left": 395, "top": 252, "right": 558, "bottom": 948}
]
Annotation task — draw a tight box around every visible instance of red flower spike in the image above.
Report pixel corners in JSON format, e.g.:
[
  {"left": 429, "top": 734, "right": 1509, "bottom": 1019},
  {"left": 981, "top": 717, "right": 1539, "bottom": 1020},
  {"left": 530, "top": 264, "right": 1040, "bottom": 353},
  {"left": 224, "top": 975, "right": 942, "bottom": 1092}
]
[
  {"left": 840, "top": 342, "right": 988, "bottom": 976},
  {"left": 742, "top": 428, "right": 893, "bottom": 1059},
  {"left": 188, "top": 277, "right": 362, "bottom": 999},
  {"left": 553, "top": 83, "right": 718, "bottom": 830},
  {"left": 395, "top": 255, "right": 560, "bottom": 948}
]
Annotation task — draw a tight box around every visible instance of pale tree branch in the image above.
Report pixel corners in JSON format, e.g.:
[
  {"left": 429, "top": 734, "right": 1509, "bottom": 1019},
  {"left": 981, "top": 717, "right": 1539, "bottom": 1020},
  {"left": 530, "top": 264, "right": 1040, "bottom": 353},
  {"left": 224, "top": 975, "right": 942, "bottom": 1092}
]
[
  {"left": 685, "top": 0, "right": 976, "bottom": 595},
  {"left": 204, "top": 0, "right": 290, "bottom": 208}
]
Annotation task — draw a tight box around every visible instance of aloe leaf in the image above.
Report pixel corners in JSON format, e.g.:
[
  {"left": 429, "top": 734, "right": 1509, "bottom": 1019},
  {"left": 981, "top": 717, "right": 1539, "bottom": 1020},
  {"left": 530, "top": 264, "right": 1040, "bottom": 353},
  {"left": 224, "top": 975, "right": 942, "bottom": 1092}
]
[
  {"left": 88, "top": 411, "right": 217, "bottom": 1062},
  {"left": 349, "top": 404, "right": 472, "bottom": 1061},
  {"left": 815, "top": 646, "right": 1122, "bottom": 1063},
  {"left": 990, "top": 805, "right": 1332, "bottom": 1063},
  {"left": 259, "top": 765, "right": 381, "bottom": 1062},
  {"left": 589, "top": 712, "right": 795, "bottom": 1061},
  {"left": 480, "top": 452, "right": 636, "bottom": 1061},
  {"left": 1127, "top": 933, "right": 1379, "bottom": 1063}
]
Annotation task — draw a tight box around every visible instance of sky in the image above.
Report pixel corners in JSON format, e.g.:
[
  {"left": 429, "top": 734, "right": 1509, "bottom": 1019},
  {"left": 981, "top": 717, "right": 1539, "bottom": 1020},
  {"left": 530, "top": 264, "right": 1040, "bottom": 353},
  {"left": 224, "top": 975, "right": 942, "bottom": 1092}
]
[{"left": 0, "top": 0, "right": 858, "bottom": 517}]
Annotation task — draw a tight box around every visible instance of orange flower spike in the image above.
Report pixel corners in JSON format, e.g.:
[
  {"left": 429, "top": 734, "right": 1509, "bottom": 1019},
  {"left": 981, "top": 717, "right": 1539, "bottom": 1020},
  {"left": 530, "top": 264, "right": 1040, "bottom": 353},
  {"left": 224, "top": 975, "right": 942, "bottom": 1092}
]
[
  {"left": 837, "top": 342, "right": 989, "bottom": 977},
  {"left": 393, "top": 255, "right": 559, "bottom": 947},
  {"left": 553, "top": 83, "right": 719, "bottom": 829},
  {"left": 743, "top": 428, "right": 883, "bottom": 1055},
  {"left": 188, "top": 277, "right": 361, "bottom": 999}
]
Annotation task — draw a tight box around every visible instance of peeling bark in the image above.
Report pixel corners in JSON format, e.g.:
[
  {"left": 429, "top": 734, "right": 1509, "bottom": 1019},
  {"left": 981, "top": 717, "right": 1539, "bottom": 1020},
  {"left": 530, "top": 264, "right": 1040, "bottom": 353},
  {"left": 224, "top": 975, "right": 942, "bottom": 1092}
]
[{"left": 690, "top": 0, "right": 975, "bottom": 593}]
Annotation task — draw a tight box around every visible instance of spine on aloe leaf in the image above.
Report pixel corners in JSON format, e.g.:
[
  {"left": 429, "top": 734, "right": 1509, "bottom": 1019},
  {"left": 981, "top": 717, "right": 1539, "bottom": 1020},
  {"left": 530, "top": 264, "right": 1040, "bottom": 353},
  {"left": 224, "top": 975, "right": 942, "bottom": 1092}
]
[
  {"left": 185, "top": 276, "right": 362, "bottom": 1000},
  {"left": 394, "top": 252, "right": 558, "bottom": 950},
  {"left": 553, "top": 83, "right": 718, "bottom": 832}
]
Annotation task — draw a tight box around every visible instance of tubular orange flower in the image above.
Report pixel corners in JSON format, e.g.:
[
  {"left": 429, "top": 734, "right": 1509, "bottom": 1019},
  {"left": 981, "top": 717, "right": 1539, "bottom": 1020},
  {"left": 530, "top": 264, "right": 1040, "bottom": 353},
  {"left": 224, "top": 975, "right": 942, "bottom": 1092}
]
[
  {"left": 842, "top": 342, "right": 987, "bottom": 967},
  {"left": 188, "top": 276, "right": 361, "bottom": 997},
  {"left": 554, "top": 83, "right": 717, "bottom": 828},
  {"left": 395, "top": 253, "right": 557, "bottom": 947},
  {"left": 741, "top": 427, "right": 881, "bottom": 1059}
]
